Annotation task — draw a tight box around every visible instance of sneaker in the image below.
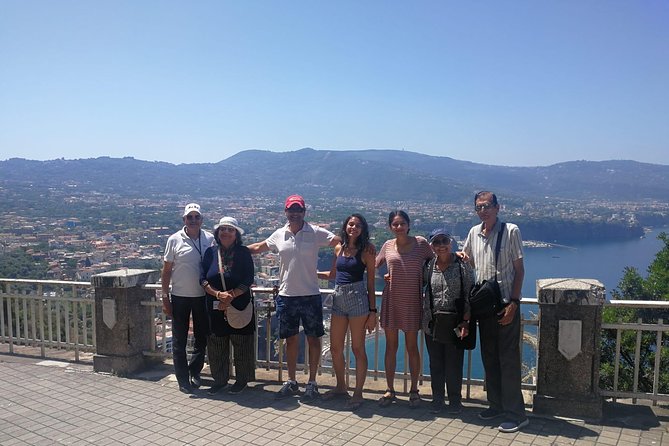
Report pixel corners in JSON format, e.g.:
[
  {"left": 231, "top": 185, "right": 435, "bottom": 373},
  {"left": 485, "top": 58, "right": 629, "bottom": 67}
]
[
  {"left": 207, "top": 383, "right": 228, "bottom": 395},
  {"left": 498, "top": 418, "right": 529, "bottom": 433},
  {"left": 190, "top": 372, "right": 202, "bottom": 388},
  {"left": 478, "top": 407, "right": 504, "bottom": 420},
  {"left": 429, "top": 400, "right": 444, "bottom": 414},
  {"left": 228, "top": 381, "right": 247, "bottom": 395},
  {"left": 447, "top": 403, "right": 463, "bottom": 415},
  {"left": 276, "top": 380, "right": 299, "bottom": 399},
  {"left": 300, "top": 381, "right": 320, "bottom": 402},
  {"left": 179, "top": 384, "right": 193, "bottom": 394}
]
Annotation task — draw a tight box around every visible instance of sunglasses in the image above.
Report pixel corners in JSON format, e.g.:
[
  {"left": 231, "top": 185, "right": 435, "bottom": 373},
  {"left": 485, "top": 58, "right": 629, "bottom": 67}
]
[
  {"left": 286, "top": 207, "right": 305, "bottom": 213},
  {"left": 218, "top": 226, "right": 237, "bottom": 233},
  {"left": 186, "top": 214, "right": 202, "bottom": 221},
  {"left": 475, "top": 203, "right": 495, "bottom": 212}
]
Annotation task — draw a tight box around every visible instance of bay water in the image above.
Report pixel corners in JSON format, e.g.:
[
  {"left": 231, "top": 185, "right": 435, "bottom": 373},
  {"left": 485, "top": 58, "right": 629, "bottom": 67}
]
[{"left": 356, "top": 226, "right": 669, "bottom": 378}]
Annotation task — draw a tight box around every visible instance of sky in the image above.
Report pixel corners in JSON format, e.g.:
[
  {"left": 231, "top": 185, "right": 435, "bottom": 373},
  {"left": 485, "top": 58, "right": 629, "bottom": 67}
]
[{"left": 1, "top": 1, "right": 668, "bottom": 167}]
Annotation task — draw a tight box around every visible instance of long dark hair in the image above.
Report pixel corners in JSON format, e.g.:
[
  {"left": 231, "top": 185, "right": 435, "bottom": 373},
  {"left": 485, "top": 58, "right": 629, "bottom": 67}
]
[
  {"left": 340, "top": 213, "right": 370, "bottom": 252},
  {"left": 388, "top": 210, "right": 410, "bottom": 235}
]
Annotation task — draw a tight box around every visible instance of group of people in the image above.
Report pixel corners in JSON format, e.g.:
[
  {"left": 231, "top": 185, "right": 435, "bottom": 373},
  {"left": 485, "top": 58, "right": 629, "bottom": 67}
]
[{"left": 160, "top": 191, "right": 529, "bottom": 433}]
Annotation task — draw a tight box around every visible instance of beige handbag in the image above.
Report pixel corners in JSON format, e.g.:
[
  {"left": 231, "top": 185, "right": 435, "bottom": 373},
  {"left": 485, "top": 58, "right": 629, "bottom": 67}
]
[{"left": 217, "top": 249, "right": 253, "bottom": 329}]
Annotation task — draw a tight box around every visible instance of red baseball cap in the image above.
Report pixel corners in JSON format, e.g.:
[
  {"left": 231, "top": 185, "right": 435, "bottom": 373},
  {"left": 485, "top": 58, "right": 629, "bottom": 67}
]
[{"left": 284, "top": 194, "right": 305, "bottom": 209}]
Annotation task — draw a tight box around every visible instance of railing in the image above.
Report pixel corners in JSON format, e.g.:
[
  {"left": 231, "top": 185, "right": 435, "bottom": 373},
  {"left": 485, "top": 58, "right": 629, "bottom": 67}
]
[
  {"left": 0, "top": 279, "right": 96, "bottom": 362},
  {"left": 1, "top": 278, "right": 668, "bottom": 405},
  {"left": 600, "top": 300, "right": 669, "bottom": 405}
]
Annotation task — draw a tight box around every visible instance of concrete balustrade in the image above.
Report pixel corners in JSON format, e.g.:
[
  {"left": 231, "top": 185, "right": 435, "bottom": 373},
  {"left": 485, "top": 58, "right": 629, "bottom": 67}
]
[
  {"left": 532, "top": 278, "right": 606, "bottom": 420},
  {"left": 92, "top": 269, "right": 161, "bottom": 376}
]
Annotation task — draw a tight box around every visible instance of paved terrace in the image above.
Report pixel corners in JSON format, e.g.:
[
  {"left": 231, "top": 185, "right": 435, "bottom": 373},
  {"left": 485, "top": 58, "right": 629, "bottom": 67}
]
[{"left": 1, "top": 354, "right": 668, "bottom": 446}]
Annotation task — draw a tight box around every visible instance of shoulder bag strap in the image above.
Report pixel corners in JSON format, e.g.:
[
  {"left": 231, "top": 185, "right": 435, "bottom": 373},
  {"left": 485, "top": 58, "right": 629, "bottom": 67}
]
[
  {"left": 217, "top": 249, "right": 227, "bottom": 291},
  {"left": 493, "top": 223, "right": 506, "bottom": 281},
  {"left": 425, "top": 257, "right": 436, "bottom": 313}
]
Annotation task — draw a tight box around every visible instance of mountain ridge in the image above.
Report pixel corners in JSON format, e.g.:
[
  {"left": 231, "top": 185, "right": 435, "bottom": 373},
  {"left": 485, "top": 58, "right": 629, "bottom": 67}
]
[{"left": 2, "top": 149, "right": 668, "bottom": 203}]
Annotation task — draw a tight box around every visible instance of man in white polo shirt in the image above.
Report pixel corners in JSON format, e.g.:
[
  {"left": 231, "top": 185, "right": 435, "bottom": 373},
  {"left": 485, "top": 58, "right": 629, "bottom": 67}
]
[
  {"left": 248, "top": 194, "right": 340, "bottom": 401},
  {"left": 162, "top": 203, "right": 215, "bottom": 394}
]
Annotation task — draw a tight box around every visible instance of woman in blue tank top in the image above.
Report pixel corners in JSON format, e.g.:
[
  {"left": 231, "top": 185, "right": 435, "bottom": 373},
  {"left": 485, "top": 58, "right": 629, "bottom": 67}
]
[{"left": 318, "top": 213, "right": 377, "bottom": 410}]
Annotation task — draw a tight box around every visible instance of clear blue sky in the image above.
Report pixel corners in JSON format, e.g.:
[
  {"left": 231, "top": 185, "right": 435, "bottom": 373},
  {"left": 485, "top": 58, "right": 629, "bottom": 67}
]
[{"left": 1, "top": 1, "right": 668, "bottom": 166}]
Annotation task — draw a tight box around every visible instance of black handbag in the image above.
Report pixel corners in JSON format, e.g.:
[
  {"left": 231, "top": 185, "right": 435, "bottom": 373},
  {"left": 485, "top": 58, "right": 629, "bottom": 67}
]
[
  {"left": 426, "top": 257, "right": 476, "bottom": 350},
  {"left": 469, "top": 223, "right": 506, "bottom": 318}
]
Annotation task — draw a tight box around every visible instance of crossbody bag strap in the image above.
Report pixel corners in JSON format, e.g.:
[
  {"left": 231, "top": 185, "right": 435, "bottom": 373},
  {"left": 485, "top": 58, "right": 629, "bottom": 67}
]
[
  {"left": 426, "top": 257, "right": 436, "bottom": 313},
  {"left": 493, "top": 222, "right": 505, "bottom": 281},
  {"left": 217, "top": 249, "right": 227, "bottom": 291}
]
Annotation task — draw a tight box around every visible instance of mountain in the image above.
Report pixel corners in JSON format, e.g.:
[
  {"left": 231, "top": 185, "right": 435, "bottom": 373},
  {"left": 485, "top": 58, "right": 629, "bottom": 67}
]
[{"left": 1, "top": 149, "right": 668, "bottom": 203}]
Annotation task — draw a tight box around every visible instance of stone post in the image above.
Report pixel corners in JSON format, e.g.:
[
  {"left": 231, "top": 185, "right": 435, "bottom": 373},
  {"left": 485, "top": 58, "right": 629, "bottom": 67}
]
[
  {"left": 92, "top": 269, "right": 160, "bottom": 376},
  {"left": 533, "top": 278, "right": 605, "bottom": 420}
]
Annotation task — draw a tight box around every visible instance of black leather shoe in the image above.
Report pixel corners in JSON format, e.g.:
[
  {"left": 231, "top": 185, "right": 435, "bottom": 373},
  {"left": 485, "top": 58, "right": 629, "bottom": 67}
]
[{"left": 179, "top": 385, "right": 193, "bottom": 394}]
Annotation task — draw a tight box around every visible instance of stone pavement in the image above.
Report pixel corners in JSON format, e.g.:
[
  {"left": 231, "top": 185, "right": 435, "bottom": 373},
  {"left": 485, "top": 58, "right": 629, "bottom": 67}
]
[{"left": 1, "top": 355, "right": 667, "bottom": 446}]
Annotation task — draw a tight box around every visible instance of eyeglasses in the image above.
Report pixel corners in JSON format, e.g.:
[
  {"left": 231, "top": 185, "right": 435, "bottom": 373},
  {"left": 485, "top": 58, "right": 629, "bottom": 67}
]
[
  {"left": 218, "top": 226, "right": 236, "bottom": 233},
  {"left": 286, "top": 207, "right": 305, "bottom": 213},
  {"left": 186, "top": 214, "right": 202, "bottom": 221},
  {"left": 475, "top": 203, "right": 495, "bottom": 212},
  {"left": 431, "top": 238, "right": 451, "bottom": 246}
]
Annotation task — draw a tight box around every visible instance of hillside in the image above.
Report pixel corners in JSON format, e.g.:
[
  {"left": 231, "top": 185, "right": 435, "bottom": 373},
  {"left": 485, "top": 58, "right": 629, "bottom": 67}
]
[{"left": 1, "top": 149, "right": 668, "bottom": 203}]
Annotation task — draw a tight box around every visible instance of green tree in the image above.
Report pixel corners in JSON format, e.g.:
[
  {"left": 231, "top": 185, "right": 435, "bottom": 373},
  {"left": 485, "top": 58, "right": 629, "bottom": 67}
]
[
  {"left": 600, "top": 232, "right": 669, "bottom": 394},
  {"left": 0, "top": 249, "right": 49, "bottom": 279}
]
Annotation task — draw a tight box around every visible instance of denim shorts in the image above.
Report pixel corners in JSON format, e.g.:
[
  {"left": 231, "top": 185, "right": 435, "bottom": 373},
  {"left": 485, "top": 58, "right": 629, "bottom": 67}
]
[
  {"left": 275, "top": 294, "right": 325, "bottom": 339},
  {"left": 332, "top": 281, "right": 370, "bottom": 318}
]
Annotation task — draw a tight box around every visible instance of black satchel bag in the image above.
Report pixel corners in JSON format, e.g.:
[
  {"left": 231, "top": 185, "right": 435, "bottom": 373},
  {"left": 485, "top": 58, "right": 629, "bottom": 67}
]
[
  {"left": 469, "top": 223, "right": 506, "bottom": 318},
  {"left": 426, "top": 258, "right": 476, "bottom": 350},
  {"left": 469, "top": 279, "right": 503, "bottom": 318}
]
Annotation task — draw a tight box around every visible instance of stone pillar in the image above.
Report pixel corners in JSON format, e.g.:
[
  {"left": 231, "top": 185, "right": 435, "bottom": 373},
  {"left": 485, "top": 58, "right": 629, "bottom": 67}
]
[
  {"left": 533, "top": 278, "right": 605, "bottom": 420},
  {"left": 92, "top": 269, "right": 160, "bottom": 376}
]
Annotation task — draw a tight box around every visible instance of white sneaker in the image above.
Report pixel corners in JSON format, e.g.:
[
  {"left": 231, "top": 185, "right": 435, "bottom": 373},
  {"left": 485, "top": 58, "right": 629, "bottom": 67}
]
[
  {"left": 498, "top": 418, "right": 529, "bottom": 433},
  {"left": 300, "top": 381, "right": 320, "bottom": 402}
]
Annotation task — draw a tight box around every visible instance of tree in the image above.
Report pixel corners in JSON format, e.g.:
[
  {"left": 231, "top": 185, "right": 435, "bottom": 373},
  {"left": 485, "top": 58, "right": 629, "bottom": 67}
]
[{"left": 600, "top": 232, "right": 669, "bottom": 394}]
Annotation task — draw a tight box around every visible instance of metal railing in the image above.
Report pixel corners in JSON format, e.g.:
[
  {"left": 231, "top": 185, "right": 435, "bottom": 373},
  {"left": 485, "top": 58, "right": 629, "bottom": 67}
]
[
  {"left": 1, "top": 278, "right": 667, "bottom": 404},
  {"left": 0, "top": 279, "right": 95, "bottom": 362},
  {"left": 600, "top": 300, "right": 669, "bottom": 405}
]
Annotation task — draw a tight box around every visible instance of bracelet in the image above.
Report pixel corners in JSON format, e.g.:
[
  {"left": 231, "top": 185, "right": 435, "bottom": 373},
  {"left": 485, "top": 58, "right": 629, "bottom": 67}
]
[{"left": 369, "top": 308, "right": 377, "bottom": 313}]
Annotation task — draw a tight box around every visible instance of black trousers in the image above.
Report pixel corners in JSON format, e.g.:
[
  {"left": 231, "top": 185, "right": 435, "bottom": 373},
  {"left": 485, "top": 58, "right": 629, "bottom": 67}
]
[
  {"left": 478, "top": 309, "right": 526, "bottom": 421},
  {"left": 208, "top": 334, "right": 256, "bottom": 385},
  {"left": 171, "top": 295, "right": 209, "bottom": 387},
  {"left": 425, "top": 333, "right": 464, "bottom": 405}
]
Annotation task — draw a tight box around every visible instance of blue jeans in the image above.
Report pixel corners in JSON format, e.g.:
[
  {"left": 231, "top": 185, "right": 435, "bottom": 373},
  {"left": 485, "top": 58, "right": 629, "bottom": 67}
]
[{"left": 171, "top": 295, "right": 209, "bottom": 387}]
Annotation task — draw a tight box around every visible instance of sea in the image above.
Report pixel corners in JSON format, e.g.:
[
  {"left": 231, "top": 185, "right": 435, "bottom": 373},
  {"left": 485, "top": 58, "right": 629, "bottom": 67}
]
[{"left": 354, "top": 225, "right": 669, "bottom": 378}]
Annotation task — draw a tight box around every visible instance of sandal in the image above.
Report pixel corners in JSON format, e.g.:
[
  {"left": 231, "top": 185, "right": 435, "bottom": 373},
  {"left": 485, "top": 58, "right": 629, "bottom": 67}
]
[
  {"left": 378, "top": 390, "right": 396, "bottom": 407},
  {"left": 409, "top": 390, "right": 421, "bottom": 408},
  {"left": 322, "top": 389, "right": 350, "bottom": 401}
]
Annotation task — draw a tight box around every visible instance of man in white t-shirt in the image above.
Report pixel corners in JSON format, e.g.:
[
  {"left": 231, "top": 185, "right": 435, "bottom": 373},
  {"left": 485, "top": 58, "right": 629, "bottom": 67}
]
[
  {"left": 248, "top": 195, "right": 340, "bottom": 401},
  {"left": 162, "top": 203, "right": 215, "bottom": 394}
]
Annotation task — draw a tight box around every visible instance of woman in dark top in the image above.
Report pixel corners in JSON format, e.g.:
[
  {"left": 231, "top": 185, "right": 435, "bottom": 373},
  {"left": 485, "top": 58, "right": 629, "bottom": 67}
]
[
  {"left": 422, "top": 228, "right": 474, "bottom": 414},
  {"left": 318, "top": 213, "right": 376, "bottom": 410},
  {"left": 200, "top": 216, "right": 255, "bottom": 395}
]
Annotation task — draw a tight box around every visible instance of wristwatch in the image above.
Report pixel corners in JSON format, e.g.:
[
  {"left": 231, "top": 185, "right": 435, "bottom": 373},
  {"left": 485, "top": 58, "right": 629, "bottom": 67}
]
[{"left": 369, "top": 308, "right": 378, "bottom": 313}]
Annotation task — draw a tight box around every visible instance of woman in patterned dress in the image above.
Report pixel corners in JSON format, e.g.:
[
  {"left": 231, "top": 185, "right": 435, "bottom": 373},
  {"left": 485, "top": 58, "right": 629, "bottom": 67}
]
[{"left": 375, "top": 210, "right": 434, "bottom": 407}]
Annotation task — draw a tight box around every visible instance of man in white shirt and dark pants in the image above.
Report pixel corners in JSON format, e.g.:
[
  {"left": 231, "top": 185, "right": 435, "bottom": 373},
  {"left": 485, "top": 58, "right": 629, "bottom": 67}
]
[{"left": 162, "top": 203, "right": 215, "bottom": 394}]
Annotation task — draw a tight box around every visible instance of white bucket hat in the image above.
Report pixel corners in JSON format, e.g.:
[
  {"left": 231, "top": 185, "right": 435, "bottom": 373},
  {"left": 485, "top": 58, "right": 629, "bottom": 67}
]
[{"left": 213, "top": 216, "right": 244, "bottom": 235}]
